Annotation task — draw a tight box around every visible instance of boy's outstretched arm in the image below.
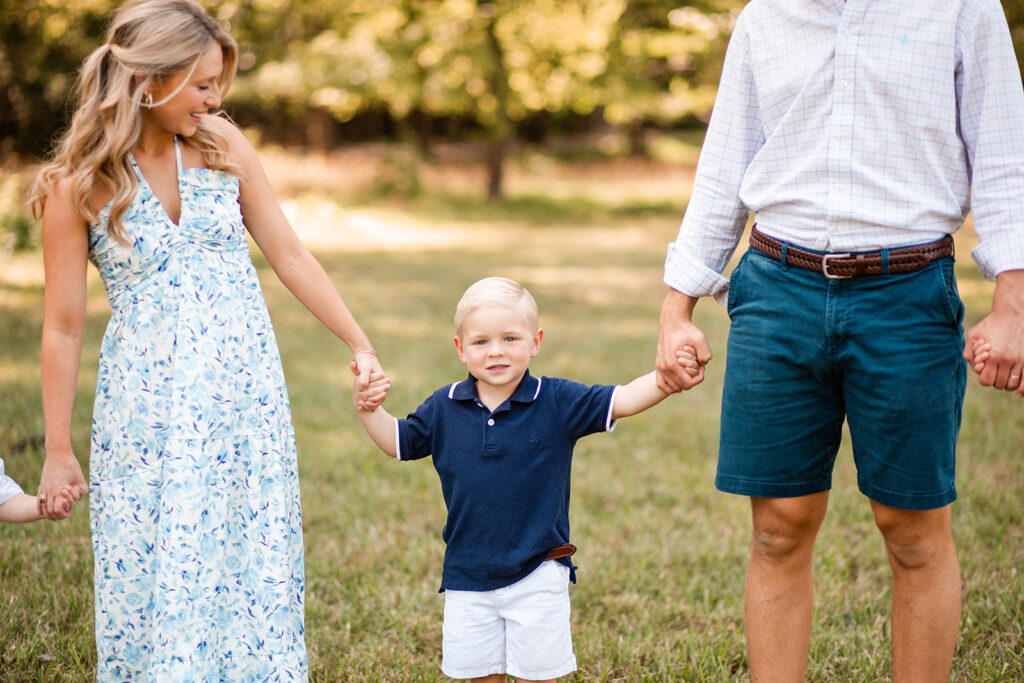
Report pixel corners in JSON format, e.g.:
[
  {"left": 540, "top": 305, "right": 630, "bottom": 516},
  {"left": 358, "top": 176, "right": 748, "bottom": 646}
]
[
  {"left": 352, "top": 371, "right": 399, "bottom": 458},
  {"left": 611, "top": 371, "right": 670, "bottom": 419},
  {"left": 612, "top": 345, "right": 700, "bottom": 419}
]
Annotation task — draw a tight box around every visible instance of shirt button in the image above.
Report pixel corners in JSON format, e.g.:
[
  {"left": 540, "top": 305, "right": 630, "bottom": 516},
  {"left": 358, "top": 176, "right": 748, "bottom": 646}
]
[
  {"left": 836, "top": 133, "right": 844, "bottom": 141},
  {"left": 487, "top": 418, "right": 495, "bottom": 426}
]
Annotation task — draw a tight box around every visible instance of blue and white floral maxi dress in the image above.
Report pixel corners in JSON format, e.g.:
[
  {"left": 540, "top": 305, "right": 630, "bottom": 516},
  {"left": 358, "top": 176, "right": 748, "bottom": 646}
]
[{"left": 87, "top": 138, "right": 307, "bottom": 681}]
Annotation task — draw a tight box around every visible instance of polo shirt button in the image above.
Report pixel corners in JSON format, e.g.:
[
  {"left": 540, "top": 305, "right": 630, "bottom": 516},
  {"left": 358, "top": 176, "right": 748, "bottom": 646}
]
[{"left": 487, "top": 418, "right": 495, "bottom": 426}]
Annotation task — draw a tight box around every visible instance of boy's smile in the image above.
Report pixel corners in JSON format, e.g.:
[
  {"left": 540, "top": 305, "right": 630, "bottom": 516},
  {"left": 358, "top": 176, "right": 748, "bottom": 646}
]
[{"left": 454, "top": 305, "right": 543, "bottom": 408}]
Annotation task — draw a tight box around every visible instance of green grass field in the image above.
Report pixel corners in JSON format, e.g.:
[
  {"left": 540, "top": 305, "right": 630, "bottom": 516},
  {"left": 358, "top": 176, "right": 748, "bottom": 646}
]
[{"left": 1, "top": 145, "right": 1022, "bottom": 681}]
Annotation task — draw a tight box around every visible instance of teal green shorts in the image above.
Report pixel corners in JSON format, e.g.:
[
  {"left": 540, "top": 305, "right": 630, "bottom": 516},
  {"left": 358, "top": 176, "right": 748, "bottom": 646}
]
[{"left": 717, "top": 247, "right": 966, "bottom": 510}]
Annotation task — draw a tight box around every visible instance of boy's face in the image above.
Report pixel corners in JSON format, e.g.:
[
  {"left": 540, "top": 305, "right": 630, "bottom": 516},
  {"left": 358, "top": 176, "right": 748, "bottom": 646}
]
[{"left": 454, "top": 305, "right": 543, "bottom": 396}]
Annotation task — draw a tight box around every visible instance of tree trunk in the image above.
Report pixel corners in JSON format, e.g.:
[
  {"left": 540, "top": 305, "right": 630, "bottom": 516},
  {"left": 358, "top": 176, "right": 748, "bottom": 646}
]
[
  {"left": 487, "top": 139, "right": 506, "bottom": 200},
  {"left": 305, "top": 106, "right": 336, "bottom": 152},
  {"left": 482, "top": 1, "right": 512, "bottom": 200},
  {"left": 627, "top": 120, "right": 647, "bottom": 156}
]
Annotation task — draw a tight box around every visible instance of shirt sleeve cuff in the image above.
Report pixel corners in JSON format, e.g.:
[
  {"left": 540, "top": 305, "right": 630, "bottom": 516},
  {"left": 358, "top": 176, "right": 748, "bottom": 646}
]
[
  {"left": 0, "top": 476, "right": 25, "bottom": 506},
  {"left": 393, "top": 418, "right": 403, "bottom": 461},
  {"left": 606, "top": 386, "right": 621, "bottom": 433},
  {"left": 971, "top": 238, "right": 1024, "bottom": 281},
  {"left": 664, "top": 242, "right": 731, "bottom": 305}
]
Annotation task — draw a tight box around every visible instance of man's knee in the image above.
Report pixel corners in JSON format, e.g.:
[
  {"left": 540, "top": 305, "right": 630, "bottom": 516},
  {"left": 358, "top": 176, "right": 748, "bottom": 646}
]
[
  {"left": 750, "top": 494, "right": 828, "bottom": 560},
  {"left": 872, "top": 502, "right": 954, "bottom": 570}
]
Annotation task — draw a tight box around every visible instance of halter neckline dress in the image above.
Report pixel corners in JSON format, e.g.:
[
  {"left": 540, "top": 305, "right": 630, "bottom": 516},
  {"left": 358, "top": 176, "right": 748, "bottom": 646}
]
[{"left": 87, "top": 137, "right": 307, "bottom": 681}]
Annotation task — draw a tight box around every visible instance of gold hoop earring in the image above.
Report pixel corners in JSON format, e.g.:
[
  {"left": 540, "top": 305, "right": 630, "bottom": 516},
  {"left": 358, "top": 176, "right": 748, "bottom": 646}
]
[{"left": 143, "top": 92, "right": 154, "bottom": 108}]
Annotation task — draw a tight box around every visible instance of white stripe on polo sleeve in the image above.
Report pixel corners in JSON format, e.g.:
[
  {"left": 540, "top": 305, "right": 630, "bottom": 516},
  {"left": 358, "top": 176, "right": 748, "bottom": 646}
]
[
  {"left": 392, "top": 417, "right": 402, "bottom": 461},
  {"left": 605, "top": 385, "right": 621, "bottom": 433}
]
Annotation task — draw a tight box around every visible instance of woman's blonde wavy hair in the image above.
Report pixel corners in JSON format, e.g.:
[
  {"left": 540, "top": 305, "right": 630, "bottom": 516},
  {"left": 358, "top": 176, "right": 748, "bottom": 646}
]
[{"left": 30, "top": 0, "right": 240, "bottom": 244}]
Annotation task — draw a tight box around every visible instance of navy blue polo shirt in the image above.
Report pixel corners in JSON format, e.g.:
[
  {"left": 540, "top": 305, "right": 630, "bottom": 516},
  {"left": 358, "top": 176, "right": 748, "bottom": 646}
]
[{"left": 397, "top": 370, "right": 618, "bottom": 592}]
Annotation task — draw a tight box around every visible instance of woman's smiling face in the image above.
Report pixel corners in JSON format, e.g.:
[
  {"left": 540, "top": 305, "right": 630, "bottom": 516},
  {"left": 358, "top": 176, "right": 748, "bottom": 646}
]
[{"left": 144, "top": 43, "right": 223, "bottom": 137}]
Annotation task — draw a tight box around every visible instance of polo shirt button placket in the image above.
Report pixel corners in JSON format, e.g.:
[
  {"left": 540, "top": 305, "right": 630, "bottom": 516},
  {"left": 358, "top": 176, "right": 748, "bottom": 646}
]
[{"left": 487, "top": 418, "right": 495, "bottom": 426}]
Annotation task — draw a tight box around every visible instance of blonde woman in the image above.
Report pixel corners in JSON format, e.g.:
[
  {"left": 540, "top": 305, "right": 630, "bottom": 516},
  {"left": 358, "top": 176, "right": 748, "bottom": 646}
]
[{"left": 30, "top": 0, "right": 384, "bottom": 678}]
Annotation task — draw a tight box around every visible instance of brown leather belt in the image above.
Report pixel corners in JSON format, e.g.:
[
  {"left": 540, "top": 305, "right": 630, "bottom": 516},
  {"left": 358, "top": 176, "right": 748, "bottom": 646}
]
[
  {"left": 546, "top": 543, "right": 577, "bottom": 560},
  {"left": 749, "top": 226, "right": 953, "bottom": 279}
]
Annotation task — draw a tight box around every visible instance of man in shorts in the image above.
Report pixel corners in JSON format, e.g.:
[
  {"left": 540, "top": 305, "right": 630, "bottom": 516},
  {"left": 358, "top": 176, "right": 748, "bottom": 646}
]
[{"left": 656, "top": 1, "right": 1024, "bottom": 681}]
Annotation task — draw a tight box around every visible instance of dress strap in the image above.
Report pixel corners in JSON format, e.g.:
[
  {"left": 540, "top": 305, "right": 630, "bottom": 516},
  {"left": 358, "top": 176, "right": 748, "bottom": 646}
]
[
  {"left": 173, "top": 135, "right": 183, "bottom": 175},
  {"left": 126, "top": 152, "right": 144, "bottom": 181},
  {"left": 126, "top": 138, "right": 181, "bottom": 184}
]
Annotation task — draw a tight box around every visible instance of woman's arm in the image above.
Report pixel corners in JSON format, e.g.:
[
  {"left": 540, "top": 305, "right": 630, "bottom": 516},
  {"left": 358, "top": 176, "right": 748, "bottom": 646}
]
[
  {"left": 38, "top": 179, "right": 90, "bottom": 519},
  {"left": 209, "top": 118, "right": 384, "bottom": 382}
]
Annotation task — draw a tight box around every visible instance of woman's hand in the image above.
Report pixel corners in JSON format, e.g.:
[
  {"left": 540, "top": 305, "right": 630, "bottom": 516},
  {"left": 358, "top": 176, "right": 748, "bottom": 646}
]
[
  {"left": 351, "top": 352, "right": 389, "bottom": 412},
  {"left": 37, "top": 451, "right": 87, "bottom": 520}
]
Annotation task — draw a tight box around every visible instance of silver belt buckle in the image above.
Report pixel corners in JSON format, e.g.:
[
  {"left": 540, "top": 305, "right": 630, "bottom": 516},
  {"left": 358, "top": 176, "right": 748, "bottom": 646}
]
[{"left": 821, "top": 252, "right": 852, "bottom": 279}]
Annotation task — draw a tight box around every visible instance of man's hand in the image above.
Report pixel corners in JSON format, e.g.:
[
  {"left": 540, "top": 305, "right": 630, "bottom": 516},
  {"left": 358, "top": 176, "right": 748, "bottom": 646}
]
[
  {"left": 964, "top": 270, "right": 1024, "bottom": 397},
  {"left": 656, "top": 288, "right": 712, "bottom": 393}
]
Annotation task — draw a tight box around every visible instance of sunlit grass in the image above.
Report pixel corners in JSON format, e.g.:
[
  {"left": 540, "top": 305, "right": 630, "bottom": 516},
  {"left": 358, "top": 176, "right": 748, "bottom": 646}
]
[{"left": 1, "top": 148, "right": 1021, "bottom": 681}]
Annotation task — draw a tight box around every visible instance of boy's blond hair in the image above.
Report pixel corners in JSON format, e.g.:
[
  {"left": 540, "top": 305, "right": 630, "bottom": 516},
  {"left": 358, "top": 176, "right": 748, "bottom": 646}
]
[{"left": 454, "top": 277, "right": 539, "bottom": 334}]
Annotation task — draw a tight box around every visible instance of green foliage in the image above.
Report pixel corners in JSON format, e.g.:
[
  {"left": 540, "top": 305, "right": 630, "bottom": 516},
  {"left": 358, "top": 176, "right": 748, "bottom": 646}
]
[
  {"left": 4, "top": 0, "right": 1024, "bottom": 160},
  {"left": 367, "top": 145, "right": 425, "bottom": 199},
  {"left": 230, "top": 0, "right": 741, "bottom": 134},
  {"left": 2, "top": 0, "right": 743, "bottom": 159},
  {"left": 0, "top": 172, "right": 37, "bottom": 253},
  {"left": 7, "top": 0, "right": 1023, "bottom": 195},
  {"left": 1006, "top": 0, "right": 1024, "bottom": 76},
  {"left": 0, "top": 0, "right": 112, "bottom": 156}
]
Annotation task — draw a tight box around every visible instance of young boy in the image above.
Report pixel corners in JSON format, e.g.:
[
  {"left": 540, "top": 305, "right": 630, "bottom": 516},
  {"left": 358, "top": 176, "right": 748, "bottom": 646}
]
[
  {"left": 0, "top": 457, "right": 75, "bottom": 523},
  {"left": 353, "top": 277, "right": 700, "bottom": 682}
]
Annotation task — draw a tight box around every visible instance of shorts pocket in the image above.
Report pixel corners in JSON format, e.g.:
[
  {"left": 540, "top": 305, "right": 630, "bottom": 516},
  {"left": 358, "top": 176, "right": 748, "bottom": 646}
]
[
  {"left": 726, "top": 250, "right": 752, "bottom": 316},
  {"left": 932, "top": 259, "right": 964, "bottom": 330}
]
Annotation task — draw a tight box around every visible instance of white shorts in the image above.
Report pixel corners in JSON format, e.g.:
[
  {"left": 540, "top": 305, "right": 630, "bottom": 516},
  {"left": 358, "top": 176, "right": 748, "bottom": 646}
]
[{"left": 441, "top": 560, "right": 577, "bottom": 680}]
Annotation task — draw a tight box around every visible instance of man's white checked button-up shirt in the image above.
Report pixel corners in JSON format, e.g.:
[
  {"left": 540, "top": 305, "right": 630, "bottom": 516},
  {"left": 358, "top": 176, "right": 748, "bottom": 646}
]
[{"left": 665, "top": 0, "right": 1024, "bottom": 302}]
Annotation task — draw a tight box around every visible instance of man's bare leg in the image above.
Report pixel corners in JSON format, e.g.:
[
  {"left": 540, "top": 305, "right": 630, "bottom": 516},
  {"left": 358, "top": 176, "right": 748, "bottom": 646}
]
[
  {"left": 872, "top": 501, "right": 960, "bottom": 683},
  {"left": 745, "top": 492, "right": 830, "bottom": 683}
]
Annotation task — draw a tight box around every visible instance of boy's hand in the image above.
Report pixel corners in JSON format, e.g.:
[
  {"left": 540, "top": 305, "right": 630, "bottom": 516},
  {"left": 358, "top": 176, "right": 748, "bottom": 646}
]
[
  {"left": 350, "top": 360, "right": 391, "bottom": 412},
  {"left": 675, "top": 344, "right": 702, "bottom": 378},
  {"left": 970, "top": 338, "right": 992, "bottom": 375},
  {"left": 51, "top": 486, "right": 78, "bottom": 517}
]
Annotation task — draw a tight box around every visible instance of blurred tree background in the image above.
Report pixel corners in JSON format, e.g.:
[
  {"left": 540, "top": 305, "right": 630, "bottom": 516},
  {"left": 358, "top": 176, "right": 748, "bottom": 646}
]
[
  {"left": 2, "top": 0, "right": 1023, "bottom": 224},
  {"left": 2, "top": 1, "right": 740, "bottom": 180}
]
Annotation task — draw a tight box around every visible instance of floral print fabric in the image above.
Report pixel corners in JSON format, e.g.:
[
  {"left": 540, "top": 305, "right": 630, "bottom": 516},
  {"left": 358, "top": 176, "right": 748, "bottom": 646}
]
[{"left": 87, "top": 138, "right": 307, "bottom": 681}]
